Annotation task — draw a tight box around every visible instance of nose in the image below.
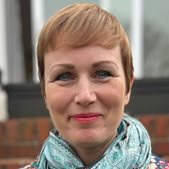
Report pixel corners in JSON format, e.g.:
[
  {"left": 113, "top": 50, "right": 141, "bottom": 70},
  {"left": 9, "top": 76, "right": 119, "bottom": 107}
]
[{"left": 74, "top": 78, "right": 96, "bottom": 106}]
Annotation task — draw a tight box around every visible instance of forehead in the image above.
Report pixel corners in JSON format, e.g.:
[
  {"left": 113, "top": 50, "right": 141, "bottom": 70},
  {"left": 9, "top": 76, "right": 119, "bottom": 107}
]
[{"left": 44, "top": 45, "right": 122, "bottom": 64}]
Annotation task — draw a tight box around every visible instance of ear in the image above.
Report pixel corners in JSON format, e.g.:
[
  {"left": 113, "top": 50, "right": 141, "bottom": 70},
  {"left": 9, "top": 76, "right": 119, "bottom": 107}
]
[{"left": 124, "top": 76, "right": 134, "bottom": 105}]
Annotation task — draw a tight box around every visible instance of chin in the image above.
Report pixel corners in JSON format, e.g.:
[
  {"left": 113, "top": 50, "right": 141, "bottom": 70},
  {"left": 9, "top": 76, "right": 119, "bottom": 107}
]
[
  {"left": 70, "top": 131, "right": 105, "bottom": 147},
  {"left": 73, "top": 138, "right": 101, "bottom": 149}
]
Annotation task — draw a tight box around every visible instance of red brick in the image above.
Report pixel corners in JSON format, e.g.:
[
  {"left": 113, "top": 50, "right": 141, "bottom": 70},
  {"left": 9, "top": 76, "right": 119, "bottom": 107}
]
[
  {"left": 136, "top": 115, "right": 157, "bottom": 137},
  {"left": 0, "top": 145, "right": 8, "bottom": 158},
  {"left": 36, "top": 117, "right": 51, "bottom": 142},
  {"left": 6, "top": 119, "right": 18, "bottom": 143},
  {"left": 0, "top": 144, "right": 40, "bottom": 158},
  {"left": 18, "top": 118, "right": 37, "bottom": 141},
  {"left": 133, "top": 115, "right": 169, "bottom": 158},
  {"left": 7, "top": 145, "right": 38, "bottom": 158},
  {"left": 0, "top": 165, "right": 7, "bottom": 169},
  {"left": 0, "top": 158, "right": 33, "bottom": 169},
  {"left": 136, "top": 115, "right": 169, "bottom": 138},
  {"left": 152, "top": 142, "right": 169, "bottom": 156},
  {"left": 136, "top": 115, "right": 153, "bottom": 129},
  {"left": 7, "top": 164, "right": 19, "bottom": 169},
  {"left": 0, "top": 122, "right": 7, "bottom": 143},
  {"left": 156, "top": 115, "right": 169, "bottom": 138}
]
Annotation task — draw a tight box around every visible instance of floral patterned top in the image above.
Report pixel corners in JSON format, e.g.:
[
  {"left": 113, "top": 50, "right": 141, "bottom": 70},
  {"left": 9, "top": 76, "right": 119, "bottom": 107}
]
[{"left": 148, "top": 155, "right": 169, "bottom": 169}]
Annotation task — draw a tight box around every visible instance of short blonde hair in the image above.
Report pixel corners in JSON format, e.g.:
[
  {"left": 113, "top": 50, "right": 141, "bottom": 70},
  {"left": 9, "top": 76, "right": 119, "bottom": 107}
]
[{"left": 37, "top": 3, "right": 134, "bottom": 94}]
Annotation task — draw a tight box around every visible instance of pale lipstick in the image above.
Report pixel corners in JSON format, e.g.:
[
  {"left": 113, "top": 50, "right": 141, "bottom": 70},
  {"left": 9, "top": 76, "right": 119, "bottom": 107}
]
[{"left": 70, "top": 113, "right": 101, "bottom": 123}]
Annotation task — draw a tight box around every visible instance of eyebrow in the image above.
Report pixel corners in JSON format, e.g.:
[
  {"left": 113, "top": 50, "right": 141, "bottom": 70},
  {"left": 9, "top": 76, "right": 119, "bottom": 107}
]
[
  {"left": 92, "top": 61, "right": 119, "bottom": 70},
  {"left": 49, "top": 63, "right": 74, "bottom": 71},
  {"left": 48, "top": 60, "right": 119, "bottom": 74},
  {"left": 46, "top": 63, "right": 74, "bottom": 76}
]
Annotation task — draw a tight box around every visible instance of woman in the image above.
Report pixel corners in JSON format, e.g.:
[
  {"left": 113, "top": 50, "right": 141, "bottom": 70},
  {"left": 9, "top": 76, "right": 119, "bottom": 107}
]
[{"left": 23, "top": 3, "right": 169, "bottom": 169}]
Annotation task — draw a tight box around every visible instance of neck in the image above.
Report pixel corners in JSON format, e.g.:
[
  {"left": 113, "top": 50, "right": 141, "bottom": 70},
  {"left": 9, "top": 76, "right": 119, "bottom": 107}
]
[{"left": 72, "top": 137, "right": 115, "bottom": 166}]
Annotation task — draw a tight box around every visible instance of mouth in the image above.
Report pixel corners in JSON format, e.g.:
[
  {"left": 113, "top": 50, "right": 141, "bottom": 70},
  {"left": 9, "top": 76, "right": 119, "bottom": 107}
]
[{"left": 70, "top": 113, "right": 101, "bottom": 123}]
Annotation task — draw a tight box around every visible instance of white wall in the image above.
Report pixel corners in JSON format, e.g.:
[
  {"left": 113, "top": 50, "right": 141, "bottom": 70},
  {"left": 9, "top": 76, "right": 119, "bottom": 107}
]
[
  {"left": 0, "top": 0, "right": 8, "bottom": 84},
  {"left": 0, "top": 0, "right": 8, "bottom": 121},
  {"left": 0, "top": 0, "right": 25, "bottom": 85}
]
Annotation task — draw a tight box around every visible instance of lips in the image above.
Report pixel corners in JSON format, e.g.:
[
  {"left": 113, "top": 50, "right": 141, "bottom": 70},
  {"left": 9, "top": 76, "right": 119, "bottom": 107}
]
[{"left": 70, "top": 113, "right": 101, "bottom": 123}]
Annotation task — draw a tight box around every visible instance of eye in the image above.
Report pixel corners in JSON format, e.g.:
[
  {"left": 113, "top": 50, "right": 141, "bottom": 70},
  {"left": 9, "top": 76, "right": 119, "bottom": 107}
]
[
  {"left": 95, "top": 70, "right": 112, "bottom": 79},
  {"left": 55, "top": 72, "right": 74, "bottom": 81}
]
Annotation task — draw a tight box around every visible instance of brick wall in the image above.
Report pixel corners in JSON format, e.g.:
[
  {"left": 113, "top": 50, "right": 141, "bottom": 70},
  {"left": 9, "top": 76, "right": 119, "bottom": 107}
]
[
  {"left": 136, "top": 114, "right": 169, "bottom": 160},
  {"left": 0, "top": 117, "right": 53, "bottom": 169},
  {"left": 0, "top": 115, "right": 169, "bottom": 168}
]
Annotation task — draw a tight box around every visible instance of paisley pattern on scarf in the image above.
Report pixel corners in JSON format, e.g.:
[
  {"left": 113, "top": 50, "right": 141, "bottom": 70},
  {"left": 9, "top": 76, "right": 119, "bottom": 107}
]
[{"left": 22, "top": 115, "right": 152, "bottom": 169}]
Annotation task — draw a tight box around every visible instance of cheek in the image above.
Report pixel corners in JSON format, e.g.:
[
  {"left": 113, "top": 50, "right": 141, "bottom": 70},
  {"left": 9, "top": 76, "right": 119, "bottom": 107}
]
[
  {"left": 100, "top": 84, "right": 126, "bottom": 109},
  {"left": 45, "top": 85, "right": 71, "bottom": 115},
  {"left": 45, "top": 86, "right": 73, "bottom": 130},
  {"left": 100, "top": 85, "right": 125, "bottom": 129}
]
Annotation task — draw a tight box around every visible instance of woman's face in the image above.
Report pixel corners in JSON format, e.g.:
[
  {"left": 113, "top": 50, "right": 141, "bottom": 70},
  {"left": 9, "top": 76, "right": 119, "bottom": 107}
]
[{"left": 44, "top": 45, "right": 132, "bottom": 151}]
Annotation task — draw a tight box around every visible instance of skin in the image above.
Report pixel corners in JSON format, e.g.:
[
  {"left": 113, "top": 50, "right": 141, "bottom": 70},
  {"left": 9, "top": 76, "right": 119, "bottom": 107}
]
[{"left": 44, "top": 45, "right": 133, "bottom": 165}]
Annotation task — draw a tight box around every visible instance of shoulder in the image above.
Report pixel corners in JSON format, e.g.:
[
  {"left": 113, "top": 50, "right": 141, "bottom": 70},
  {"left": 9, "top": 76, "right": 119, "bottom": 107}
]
[{"left": 147, "top": 155, "right": 169, "bottom": 169}]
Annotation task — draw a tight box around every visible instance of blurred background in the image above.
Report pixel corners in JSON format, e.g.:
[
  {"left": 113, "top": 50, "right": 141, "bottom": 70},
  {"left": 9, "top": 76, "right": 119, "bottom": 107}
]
[{"left": 0, "top": 0, "right": 169, "bottom": 168}]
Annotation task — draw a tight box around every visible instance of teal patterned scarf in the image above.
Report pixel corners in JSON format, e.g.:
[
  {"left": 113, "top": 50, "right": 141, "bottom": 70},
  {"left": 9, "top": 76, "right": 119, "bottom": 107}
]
[{"left": 31, "top": 115, "right": 151, "bottom": 169}]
